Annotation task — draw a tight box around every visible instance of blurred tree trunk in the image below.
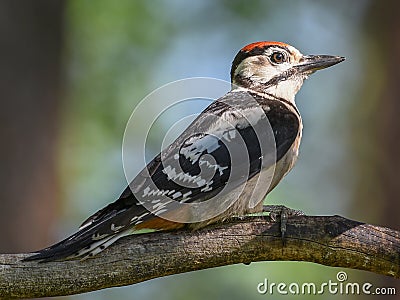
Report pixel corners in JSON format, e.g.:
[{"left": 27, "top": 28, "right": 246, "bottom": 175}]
[
  {"left": 355, "top": 0, "right": 400, "bottom": 297},
  {"left": 373, "top": 2, "right": 400, "bottom": 297},
  {"left": 371, "top": 4, "right": 400, "bottom": 232},
  {"left": 0, "top": 1, "right": 64, "bottom": 252}
]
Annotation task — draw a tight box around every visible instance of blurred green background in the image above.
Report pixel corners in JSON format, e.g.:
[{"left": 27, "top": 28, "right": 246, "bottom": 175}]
[{"left": 1, "top": 0, "right": 399, "bottom": 299}]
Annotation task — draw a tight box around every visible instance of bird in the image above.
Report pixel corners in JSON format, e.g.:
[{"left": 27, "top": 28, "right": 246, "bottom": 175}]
[{"left": 24, "top": 41, "right": 344, "bottom": 262}]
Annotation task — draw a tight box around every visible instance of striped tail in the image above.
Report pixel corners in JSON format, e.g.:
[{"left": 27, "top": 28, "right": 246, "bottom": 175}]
[{"left": 23, "top": 229, "right": 135, "bottom": 262}]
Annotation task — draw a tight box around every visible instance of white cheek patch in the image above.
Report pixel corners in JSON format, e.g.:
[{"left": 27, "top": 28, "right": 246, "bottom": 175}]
[{"left": 235, "top": 56, "right": 291, "bottom": 84}]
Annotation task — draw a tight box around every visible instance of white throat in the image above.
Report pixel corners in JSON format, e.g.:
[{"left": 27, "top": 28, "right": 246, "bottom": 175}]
[{"left": 263, "top": 76, "right": 306, "bottom": 103}]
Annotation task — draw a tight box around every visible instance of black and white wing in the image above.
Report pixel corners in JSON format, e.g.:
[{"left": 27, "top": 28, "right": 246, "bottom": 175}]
[{"left": 24, "top": 90, "right": 300, "bottom": 261}]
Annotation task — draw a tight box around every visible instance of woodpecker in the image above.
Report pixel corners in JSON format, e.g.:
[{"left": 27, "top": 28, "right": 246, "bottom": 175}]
[{"left": 24, "top": 41, "right": 344, "bottom": 262}]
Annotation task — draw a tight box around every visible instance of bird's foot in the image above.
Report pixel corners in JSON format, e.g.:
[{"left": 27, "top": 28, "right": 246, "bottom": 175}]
[{"left": 262, "top": 205, "right": 304, "bottom": 244}]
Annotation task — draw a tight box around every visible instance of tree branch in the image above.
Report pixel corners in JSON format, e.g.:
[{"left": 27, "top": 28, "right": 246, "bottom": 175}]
[{"left": 1, "top": 215, "right": 399, "bottom": 298}]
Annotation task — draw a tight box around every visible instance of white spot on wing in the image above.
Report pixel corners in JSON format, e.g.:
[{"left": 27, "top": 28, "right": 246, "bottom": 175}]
[
  {"left": 183, "top": 191, "right": 192, "bottom": 198},
  {"left": 201, "top": 185, "right": 213, "bottom": 192},
  {"left": 155, "top": 209, "right": 168, "bottom": 215},
  {"left": 198, "top": 157, "right": 228, "bottom": 176},
  {"left": 162, "top": 165, "right": 207, "bottom": 187},
  {"left": 110, "top": 223, "right": 124, "bottom": 232},
  {"left": 180, "top": 135, "right": 221, "bottom": 164},
  {"left": 92, "top": 232, "right": 109, "bottom": 241},
  {"left": 138, "top": 212, "right": 148, "bottom": 219},
  {"left": 172, "top": 191, "right": 182, "bottom": 199},
  {"left": 142, "top": 186, "right": 150, "bottom": 198}
]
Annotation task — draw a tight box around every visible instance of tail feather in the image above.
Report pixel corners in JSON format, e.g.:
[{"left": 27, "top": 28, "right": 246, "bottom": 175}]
[
  {"left": 23, "top": 227, "right": 149, "bottom": 262},
  {"left": 23, "top": 196, "right": 154, "bottom": 262},
  {"left": 23, "top": 231, "right": 103, "bottom": 262},
  {"left": 77, "top": 230, "right": 133, "bottom": 259}
]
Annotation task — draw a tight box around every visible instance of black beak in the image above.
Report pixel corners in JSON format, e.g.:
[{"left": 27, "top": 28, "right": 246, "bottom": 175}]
[{"left": 296, "top": 55, "right": 345, "bottom": 74}]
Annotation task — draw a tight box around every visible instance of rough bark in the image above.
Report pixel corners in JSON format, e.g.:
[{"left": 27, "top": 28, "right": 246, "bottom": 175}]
[{"left": 0, "top": 215, "right": 399, "bottom": 298}]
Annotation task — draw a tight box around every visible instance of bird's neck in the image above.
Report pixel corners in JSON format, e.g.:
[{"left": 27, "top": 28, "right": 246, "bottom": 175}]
[{"left": 232, "top": 75, "right": 306, "bottom": 104}]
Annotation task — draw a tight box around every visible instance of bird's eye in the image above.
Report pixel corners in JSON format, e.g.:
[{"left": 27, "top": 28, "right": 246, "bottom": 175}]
[{"left": 270, "top": 52, "right": 287, "bottom": 64}]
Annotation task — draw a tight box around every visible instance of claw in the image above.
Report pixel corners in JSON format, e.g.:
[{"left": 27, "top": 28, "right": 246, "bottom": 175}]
[{"left": 262, "top": 205, "right": 304, "bottom": 244}]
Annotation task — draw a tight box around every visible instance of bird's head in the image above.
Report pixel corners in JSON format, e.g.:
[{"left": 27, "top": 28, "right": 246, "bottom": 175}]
[{"left": 231, "top": 41, "right": 345, "bottom": 102}]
